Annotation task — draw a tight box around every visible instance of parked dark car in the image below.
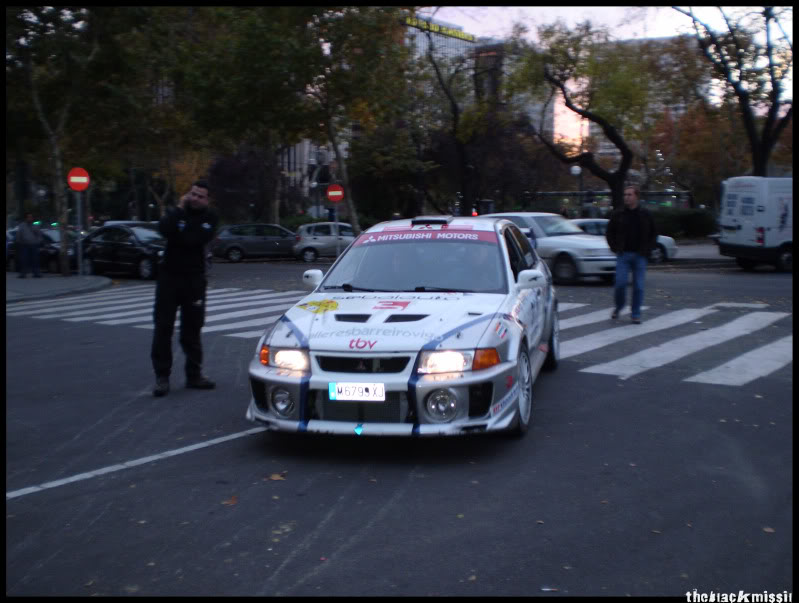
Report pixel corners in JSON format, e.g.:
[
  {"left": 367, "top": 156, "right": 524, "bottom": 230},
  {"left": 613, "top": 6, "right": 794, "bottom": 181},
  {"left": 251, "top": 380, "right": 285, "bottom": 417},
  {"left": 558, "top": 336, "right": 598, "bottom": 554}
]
[
  {"left": 211, "top": 223, "right": 295, "bottom": 262},
  {"left": 82, "top": 223, "right": 166, "bottom": 279},
  {"left": 6, "top": 227, "right": 79, "bottom": 273}
]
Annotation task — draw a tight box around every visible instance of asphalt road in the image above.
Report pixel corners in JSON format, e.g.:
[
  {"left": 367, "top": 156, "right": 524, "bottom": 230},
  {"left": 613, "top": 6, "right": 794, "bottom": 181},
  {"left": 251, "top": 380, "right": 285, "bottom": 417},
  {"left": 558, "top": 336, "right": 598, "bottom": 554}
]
[{"left": 5, "top": 261, "right": 793, "bottom": 596}]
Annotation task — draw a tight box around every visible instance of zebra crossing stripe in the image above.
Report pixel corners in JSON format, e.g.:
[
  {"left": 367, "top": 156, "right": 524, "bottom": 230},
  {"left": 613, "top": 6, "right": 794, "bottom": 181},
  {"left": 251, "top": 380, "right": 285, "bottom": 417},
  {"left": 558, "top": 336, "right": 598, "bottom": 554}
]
[
  {"left": 133, "top": 301, "right": 298, "bottom": 330},
  {"left": 135, "top": 315, "right": 284, "bottom": 334},
  {"left": 557, "top": 303, "right": 588, "bottom": 312},
  {"left": 6, "top": 285, "right": 155, "bottom": 310},
  {"left": 226, "top": 330, "right": 271, "bottom": 339},
  {"left": 559, "top": 307, "right": 720, "bottom": 359},
  {"left": 560, "top": 306, "right": 649, "bottom": 331},
  {"left": 684, "top": 334, "right": 793, "bottom": 386},
  {"left": 581, "top": 311, "right": 789, "bottom": 379},
  {"left": 7, "top": 288, "right": 160, "bottom": 316},
  {"left": 60, "top": 291, "right": 304, "bottom": 322}
]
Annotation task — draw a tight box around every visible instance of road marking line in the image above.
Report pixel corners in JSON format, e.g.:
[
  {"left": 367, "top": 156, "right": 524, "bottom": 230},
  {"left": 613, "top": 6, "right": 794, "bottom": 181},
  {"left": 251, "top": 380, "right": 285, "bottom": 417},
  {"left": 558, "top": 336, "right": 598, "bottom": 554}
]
[
  {"left": 6, "top": 427, "right": 268, "bottom": 501},
  {"left": 226, "top": 330, "right": 271, "bottom": 338},
  {"left": 684, "top": 334, "right": 793, "bottom": 386},
  {"left": 560, "top": 306, "right": 649, "bottom": 330},
  {"left": 6, "top": 285, "right": 155, "bottom": 309},
  {"left": 560, "top": 307, "right": 720, "bottom": 359},
  {"left": 557, "top": 303, "right": 587, "bottom": 312},
  {"left": 581, "top": 311, "right": 789, "bottom": 379},
  {"left": 60, "top": 291, "right": 303, "bottom": 322},
  {"left": 123, "top": 301, "right": 298, "bottom": 329},
  {"left": 711, "top": 302, "right": 771, "bottom": 309}
]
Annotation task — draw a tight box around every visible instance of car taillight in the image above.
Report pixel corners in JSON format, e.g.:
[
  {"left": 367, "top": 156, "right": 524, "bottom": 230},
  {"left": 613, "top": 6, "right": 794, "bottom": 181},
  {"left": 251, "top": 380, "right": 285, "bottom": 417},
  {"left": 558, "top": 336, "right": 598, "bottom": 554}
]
[
  {"left": 755, "top": 227, "right": 765, "bottom": 245},
  {"left": 295, "top": 234, "right": 301, "bottom": 243}
]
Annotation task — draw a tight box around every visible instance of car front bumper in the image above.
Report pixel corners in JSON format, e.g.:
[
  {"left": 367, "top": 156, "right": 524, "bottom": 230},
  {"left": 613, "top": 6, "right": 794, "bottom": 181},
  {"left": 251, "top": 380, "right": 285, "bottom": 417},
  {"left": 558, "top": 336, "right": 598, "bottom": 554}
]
[
  {"left": 245, "top": 353, "right": 524, "bottom": 436},
  {"left": 573, "top": 256, "right": 617, "bottom": 276}
]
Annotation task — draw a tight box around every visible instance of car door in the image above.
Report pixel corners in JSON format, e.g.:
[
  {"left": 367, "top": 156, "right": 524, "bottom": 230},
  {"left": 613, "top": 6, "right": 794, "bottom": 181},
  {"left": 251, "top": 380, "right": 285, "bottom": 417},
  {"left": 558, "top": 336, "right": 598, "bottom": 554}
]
[
  {"left": 506, "top": 225, "right": 546, "bottom": 347},
  {"left": 312, "top": 224, "right": 334, "bottom": 256},
  {"left": 90, "top": 228, "right": 118, "bottom": 269},
  {"left": 259, "top": 225, "right": 292, "bottom": 257},
  {"left": 109, "top": 227, "right": 138, "bottom": 271},
  {"left": 335, "top": 224, "right": 354, "bottom": 254}
]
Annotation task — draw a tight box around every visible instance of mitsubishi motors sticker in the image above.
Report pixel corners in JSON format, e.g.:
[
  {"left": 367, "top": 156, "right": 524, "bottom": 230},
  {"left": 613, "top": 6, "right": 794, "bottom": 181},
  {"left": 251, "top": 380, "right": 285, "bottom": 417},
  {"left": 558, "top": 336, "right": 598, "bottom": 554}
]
[{"left": 354, "top": 230, "right": 497, "bottom": 247}]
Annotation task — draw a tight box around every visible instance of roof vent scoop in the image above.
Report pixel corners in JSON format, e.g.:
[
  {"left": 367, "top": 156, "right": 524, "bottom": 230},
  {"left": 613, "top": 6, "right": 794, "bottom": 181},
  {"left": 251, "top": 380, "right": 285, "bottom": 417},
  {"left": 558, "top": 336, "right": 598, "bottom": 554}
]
[
  {"left": 384, "top": 314, "right": 428, "bottom": 323},
  {"left": 411, "top": 216, "right": 453, "bottom": 226},
  {"left": 335, "top": 314, "right": 371, "bottom": 323}
]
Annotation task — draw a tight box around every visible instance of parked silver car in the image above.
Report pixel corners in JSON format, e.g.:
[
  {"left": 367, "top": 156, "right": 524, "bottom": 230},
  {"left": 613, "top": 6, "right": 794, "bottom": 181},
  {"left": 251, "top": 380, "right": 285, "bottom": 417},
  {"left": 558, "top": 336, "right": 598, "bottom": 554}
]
[
  {"left": 212, "top": 223, "right": 295, "bottom": 262},
  {"left": 293, "top": 222, "right": 355, "bottom": 262},
  {"left": 569, "top": 218, "right": 679, "bottom": 263},
  {"left": 481, "top": 212, "right": 616, "bottom": 284}
]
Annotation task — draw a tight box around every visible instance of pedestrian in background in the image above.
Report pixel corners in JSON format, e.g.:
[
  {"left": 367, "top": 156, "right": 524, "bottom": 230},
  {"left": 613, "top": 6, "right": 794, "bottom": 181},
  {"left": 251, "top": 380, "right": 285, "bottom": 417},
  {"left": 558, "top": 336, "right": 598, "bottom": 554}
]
[
  {"left": 151, "top": 179, "right": 219, "bottom": 397},
  {"left": 16, "top": 213, "right": 42, "bottom": 278},
  {"left": 606, "top": 185, "right": 657, "bottom": 324}
]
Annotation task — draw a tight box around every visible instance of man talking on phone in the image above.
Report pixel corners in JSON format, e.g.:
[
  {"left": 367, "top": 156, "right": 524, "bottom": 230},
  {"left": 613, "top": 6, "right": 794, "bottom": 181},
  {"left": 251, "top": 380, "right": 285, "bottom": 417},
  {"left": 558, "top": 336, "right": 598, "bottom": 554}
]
[{"left": 151, "top": 179, "right": 219, "bottom": 397}]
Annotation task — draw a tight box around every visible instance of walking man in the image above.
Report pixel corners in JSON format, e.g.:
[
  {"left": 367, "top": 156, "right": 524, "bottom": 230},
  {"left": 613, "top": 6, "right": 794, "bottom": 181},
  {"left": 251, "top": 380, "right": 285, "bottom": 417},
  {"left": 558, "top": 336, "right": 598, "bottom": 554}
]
[
  {"left": 151, "top": 179, "right": 219, "bottom": 397},
  {"left": 16, "top": 213, "right": 42, "bottom": 278},
  {"left": 606, "top": 185, "right": 657, "bottom": 324}
]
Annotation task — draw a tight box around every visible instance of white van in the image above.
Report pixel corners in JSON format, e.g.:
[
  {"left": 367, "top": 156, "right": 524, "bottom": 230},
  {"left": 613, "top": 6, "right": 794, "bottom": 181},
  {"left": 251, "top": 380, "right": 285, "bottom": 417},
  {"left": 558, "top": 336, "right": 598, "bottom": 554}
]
[{"left": 718, "top": 176, "right": 792, "bottom": 272}]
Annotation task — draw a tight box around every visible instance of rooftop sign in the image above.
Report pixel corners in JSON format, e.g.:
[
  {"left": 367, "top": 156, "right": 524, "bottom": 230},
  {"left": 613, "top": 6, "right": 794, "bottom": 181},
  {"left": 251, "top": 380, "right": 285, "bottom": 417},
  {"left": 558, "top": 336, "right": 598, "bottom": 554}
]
[{"left": 405, "top": 16, "right": 476, "bottom": 43}]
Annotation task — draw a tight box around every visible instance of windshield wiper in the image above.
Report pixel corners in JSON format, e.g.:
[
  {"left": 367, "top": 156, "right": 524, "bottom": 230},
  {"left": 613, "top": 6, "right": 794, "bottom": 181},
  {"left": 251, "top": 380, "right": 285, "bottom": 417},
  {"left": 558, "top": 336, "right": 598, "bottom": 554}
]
[
  {"left": 413, "top": 286, "right": 474, "bottom": 293},
  {"left": 323, "top": 284, "right": 399, "bottom": 292}
]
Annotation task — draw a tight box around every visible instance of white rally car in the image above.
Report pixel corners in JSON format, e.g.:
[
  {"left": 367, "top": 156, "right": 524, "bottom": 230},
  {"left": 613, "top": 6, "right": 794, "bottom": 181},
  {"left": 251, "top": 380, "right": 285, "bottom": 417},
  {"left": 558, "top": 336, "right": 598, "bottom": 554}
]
[{"left": 245, "top": 216, "right": 560, "bottom": 437}]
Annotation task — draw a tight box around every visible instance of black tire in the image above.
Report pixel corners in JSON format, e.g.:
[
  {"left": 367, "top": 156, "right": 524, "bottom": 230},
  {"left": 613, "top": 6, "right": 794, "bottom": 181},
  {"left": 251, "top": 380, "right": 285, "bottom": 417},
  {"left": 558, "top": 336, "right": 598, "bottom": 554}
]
[
  {"left": 510, "top": 347, "right": 533, "bottom": 437},
  {"left": 225, "top": 247, "right": 244, "bottom": 263},
  {"left": 601, "top": 274, "right": 615, "bottom": 285},
  {"left": 736, "top": 257, "right": 757, "bottom": 271},
  {"left": 649, "top": 243, "right": 666, "bottom": 264},
  {"left": 542, "top": 311, "right": 560, "bottom": 372},
  {"left": 301, "top": 247, "right": 318, "bottom": 263},
  {"left": 775, "top": 245, "right": 792, "bottom": 273},
  {"left": 137, "top": 257, "right": 154, "bottom": 280},
  {"left": 552, "top": 254, "right": 578, "bottom": 285}
]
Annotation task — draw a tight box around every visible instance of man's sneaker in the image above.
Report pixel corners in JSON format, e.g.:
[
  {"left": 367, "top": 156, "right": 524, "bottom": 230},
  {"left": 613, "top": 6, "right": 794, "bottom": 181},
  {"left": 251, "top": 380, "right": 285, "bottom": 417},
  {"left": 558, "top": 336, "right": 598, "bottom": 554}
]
[
  {"left": 631, "top": 316, "right": 641, "bottom": 324},
  {"left": 186, "top": 375, "right": 216, "bottom": 390},
  {"left": 611, "top": 309, "right": 620, "bottom": 320},
  {"left": 153, "top": 377, "right": 170, "bottom": 397}
]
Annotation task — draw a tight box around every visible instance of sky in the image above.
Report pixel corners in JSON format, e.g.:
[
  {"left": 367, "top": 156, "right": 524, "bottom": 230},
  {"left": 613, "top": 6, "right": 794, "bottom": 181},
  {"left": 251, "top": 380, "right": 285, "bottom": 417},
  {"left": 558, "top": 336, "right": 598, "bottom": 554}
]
[{"left": 418, "top": 6, "right": 793, "bottom": 141}]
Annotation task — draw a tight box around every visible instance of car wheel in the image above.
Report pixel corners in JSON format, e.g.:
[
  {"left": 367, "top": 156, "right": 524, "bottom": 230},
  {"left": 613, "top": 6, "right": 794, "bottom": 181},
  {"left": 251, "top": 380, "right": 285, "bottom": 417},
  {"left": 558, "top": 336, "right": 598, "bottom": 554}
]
[
  {"left": 226, "top": 247, "right": 244, "bottom": 263},
  {"left": 649, "top": 244, "right": 666, "bottom": 264},
  {"left": 137, "top": 257, "right": 154, "bottom": 280},
  {"left": 552, "top": 254, "right": 578, "bottom": 285},
  {"left": 510, "top": 347, "right": 533, "bottom": 437},
  {"left": 301, "top": 248, "right": 318, "bottom": 263},
  {"left": 542, "top": 311, "right": 560, "bottom": 372},
  {"left": 736, "top": 257, "right": 757, "bottom": 271},
  {"left": 601, "top": 274, "right": 615, "bottom": 285},
  {"left": 775, "top": 245, "right": 792, "bottom": 273}
]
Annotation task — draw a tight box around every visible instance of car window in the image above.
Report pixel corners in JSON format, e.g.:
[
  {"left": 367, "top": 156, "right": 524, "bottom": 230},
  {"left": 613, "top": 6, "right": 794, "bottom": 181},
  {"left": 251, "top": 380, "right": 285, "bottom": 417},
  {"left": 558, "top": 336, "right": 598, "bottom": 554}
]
[
  {"left": 507, "top": 225, "right": 536, "bottom": 269},
  {"left": 504, "top": 216, "right": 531, "bottom": 230},
  {"left": 313, "top": 224, "right": 332, "bottom": 236},
  {"left": 259, "top": 225, "right": 284, "bottom": 237},
  {"left": 233, "top": 225, "right": 257, "bottom": 236},
  {"left": 503, "top": 230, "right": 525, "bottom": 279},
  {"left": 338, "top": 225, "right": 354, "bottom": 237},
  {"left": 131, "top": 226, "right": 165, "bottom": 244},
  {"left": 321, "top": 228, "right": 506, "bottom": 294},
  {"left": 531, "top": 215, "right": 585, "bottom": 236}
]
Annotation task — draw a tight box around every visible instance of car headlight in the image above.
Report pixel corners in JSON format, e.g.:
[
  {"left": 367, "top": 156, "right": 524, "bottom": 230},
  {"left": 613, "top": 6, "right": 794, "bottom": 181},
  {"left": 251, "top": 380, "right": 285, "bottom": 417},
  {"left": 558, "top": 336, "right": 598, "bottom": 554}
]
[
  {"left": 259, "top": 345, "right": 310, "bottom": 372},
  {"left": 417, "top": 348, "right": 500, "bottom": 374},
  {"left": 580, "top": 248, "right": 612, "bottom": 257}
]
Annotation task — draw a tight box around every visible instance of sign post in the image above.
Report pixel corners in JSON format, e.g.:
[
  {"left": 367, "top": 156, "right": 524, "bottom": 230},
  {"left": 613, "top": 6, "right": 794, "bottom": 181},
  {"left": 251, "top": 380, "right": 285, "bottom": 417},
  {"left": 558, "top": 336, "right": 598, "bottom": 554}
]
[
  {"left": 326, "top": 184, "right": 345, "bottom": 258},
  {"left": 68, "top": 167, "right": 90, "bottom": 275}
]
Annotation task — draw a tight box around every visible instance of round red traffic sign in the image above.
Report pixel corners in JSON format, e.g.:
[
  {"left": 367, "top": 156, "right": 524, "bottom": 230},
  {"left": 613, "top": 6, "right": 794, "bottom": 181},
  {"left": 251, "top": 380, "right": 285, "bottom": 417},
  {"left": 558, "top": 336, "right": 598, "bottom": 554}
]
[
  {"left": 67, "top": 167, "right": 90, "bottom": 191},
  {"left": 326, "top": 184, "right": 344, "bottom": 203}
]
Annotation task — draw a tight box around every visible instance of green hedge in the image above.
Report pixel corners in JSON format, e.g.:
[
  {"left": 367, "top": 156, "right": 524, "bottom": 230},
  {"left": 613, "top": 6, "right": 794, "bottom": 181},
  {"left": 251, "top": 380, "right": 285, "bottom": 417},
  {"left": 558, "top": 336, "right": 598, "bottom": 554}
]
[{"left": 651, "top": 208, "right": 717, "bottom": 239}]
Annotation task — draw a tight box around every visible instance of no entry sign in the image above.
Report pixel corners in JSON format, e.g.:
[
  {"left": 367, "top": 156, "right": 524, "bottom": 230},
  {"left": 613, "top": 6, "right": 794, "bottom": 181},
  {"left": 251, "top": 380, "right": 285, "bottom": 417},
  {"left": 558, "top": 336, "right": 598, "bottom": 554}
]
[
  {"left": 67, "top": 167, "right": 90, "bottom": 191},
  {"left": 326, "top": 184, "right": 344, "bottom": 203}
]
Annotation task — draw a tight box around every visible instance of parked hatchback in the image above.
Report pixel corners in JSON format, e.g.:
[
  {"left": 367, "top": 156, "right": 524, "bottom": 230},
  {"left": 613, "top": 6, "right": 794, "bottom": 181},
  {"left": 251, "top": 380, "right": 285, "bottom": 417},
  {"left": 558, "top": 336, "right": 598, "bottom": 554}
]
[
  {"left": 569, "top": 218, "right": 678, "bottom": 263},
  {"left": 212, "top": 223, "right": 295, "bottom": 262},
  {"left": 293, "top": 222, "right": 355, "bottom": 262}
]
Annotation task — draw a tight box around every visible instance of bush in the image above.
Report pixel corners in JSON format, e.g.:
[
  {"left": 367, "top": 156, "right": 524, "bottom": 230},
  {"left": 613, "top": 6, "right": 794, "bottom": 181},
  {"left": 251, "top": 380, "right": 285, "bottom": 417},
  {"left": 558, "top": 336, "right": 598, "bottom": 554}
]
[{"left": 651, "top": 208, "right": 717, "bottom": 239}]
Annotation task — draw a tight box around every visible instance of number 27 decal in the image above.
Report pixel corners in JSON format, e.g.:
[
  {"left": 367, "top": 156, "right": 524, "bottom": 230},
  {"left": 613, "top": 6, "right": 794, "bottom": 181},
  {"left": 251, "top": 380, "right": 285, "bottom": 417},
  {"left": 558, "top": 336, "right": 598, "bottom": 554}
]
[{"left": 373, "top": 301, "right": 410, "bottom": 310}]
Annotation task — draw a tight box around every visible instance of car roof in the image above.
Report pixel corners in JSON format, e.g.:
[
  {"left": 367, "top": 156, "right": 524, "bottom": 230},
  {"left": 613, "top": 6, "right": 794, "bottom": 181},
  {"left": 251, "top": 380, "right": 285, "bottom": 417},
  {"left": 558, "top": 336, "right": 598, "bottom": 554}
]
[
  {"left": 482, "top": 212, "right": 560, "bottom": 218},
  {"left": 364, "top": 215, "right": 511, "bottom": 233}
]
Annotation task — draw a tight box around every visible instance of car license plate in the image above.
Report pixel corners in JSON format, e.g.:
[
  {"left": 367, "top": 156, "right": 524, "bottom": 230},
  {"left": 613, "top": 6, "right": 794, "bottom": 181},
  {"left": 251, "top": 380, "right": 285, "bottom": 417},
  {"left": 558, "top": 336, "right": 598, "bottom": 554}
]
[{"left": 328, "top": 382, "right": 385, "bottom": 402}]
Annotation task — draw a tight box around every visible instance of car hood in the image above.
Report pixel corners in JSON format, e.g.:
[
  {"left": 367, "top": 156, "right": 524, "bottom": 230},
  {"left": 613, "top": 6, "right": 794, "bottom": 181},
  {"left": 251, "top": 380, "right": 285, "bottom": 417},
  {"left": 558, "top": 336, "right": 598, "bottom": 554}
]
[
  {"left": 269, "top": 292, "right": 507, "bottom": 352},
  {"left": 539, "top": 234, "right": 609, "bottom": 249}
]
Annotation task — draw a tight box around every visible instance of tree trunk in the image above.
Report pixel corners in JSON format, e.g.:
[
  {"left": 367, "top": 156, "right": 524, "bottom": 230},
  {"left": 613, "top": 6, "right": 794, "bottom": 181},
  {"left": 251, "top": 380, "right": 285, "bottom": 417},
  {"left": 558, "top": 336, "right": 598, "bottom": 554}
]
[{"left": 326, "top": 121, "right": 361, "bottom": 234}]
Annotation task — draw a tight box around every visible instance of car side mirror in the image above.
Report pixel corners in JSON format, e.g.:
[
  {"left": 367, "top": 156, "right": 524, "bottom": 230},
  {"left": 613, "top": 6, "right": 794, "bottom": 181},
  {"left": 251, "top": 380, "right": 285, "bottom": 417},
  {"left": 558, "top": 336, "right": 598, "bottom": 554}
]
[
  {"left": 303, "top": 269, "right": 324, "bottom": 289},
  {"left": 517, "top": 268, "right": 547, "bottom": 290}
]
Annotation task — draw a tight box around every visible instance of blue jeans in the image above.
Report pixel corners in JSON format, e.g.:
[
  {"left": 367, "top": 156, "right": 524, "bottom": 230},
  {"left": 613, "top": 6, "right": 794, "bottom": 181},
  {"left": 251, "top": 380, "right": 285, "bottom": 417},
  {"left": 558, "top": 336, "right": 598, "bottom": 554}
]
[
  {"left": 614, "top": 252, "right": 647, "bottom": 319},
  {"left": 19, "top": 244, "right": 41, "bottom": 277}
]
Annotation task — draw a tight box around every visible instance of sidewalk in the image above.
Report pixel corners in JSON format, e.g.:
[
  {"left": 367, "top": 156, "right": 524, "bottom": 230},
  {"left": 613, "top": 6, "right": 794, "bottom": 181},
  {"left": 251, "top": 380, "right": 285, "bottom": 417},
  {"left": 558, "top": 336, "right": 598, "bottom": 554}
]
[{"left": 6, "top": 272, "right": 113, "bottom": 304}]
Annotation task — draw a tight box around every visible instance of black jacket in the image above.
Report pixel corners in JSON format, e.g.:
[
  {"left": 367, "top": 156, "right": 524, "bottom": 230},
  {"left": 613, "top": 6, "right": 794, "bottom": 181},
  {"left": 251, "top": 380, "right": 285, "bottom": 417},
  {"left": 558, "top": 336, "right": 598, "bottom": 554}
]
[
  {"left": 606, "top": 205, "right": 657, "bottom": 256},
  {"left": 159, "top": 205, "right": 219, "bottom": 275}
]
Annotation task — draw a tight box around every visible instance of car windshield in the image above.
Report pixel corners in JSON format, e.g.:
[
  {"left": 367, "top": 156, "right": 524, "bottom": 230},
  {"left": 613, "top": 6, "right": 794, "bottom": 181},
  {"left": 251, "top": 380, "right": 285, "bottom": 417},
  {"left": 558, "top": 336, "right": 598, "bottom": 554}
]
[
  {"left": 43, "top": 229, "right": 78, "bottom": 243},
  {"left": 531, "top": 215, "right": 586, "bottom": 236},
  {"left": 131, "top": 226, "right": 165, "bottom": 243},
  {"left": 321, "top": 230, "right": 507, "bottom": 294}
]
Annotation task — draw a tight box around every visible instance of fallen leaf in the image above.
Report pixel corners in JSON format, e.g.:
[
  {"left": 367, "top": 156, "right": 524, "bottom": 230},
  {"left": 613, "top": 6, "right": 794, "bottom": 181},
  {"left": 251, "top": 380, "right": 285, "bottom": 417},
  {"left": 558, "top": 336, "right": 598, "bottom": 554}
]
[
  {"left": 267, "top": 472, "right": 288, "bottom": 481},
  {"left": 146, "top": 562, "right": 155, "bottom": 567},
  {"left": 471, "top": 480, "right": 479, "bottom": 485},
  {"left": 540, "top": 587, "right": 559, "bottom": 592},
  {"left": 600, "top": 500, "right": 609, "bottom": 505},
  {"left": 368, "top": 477, "right": 377, "bottom": 483},
  {"left": 467, "top": 575, "right": 477, "bottom": 581},
  {"left": 272, "top": 495, "right": 279, "bottom": 500},
  {"left": 685, "top": 522, "right": 693, "bottom": 528},
  {"left": 320, "top": 557, "right": 328, "bottom": 561},
  {"left": 84, "top": 580, "right": 94, "bottom": 587},
  {"left": 680, "top": 573, "right": 689, "bottom": 579},
  {"left": 755, "top": 394, "right": 763, "bottom": 399},
  {"left": 651, "top": 529, "right": 662, "bottom": 534},
  {"left": 137, "top": 520, "right": 147, "bottom": 524},
  {"left": 536, "top": 520, "right": 545, "bottom": 525},
  {"left": 457, "top": 514, "right": 464, "bottom": 519},
  {"left": 562, "top": 565, "right": 572, "bottom": 570},
  {"left": 221, "top": 495, "right": 238, "bottom": 506},
  {"left": 629, "top": 463, "right": 637, "bottom": 467},
  {"left": 719, "top": 419, "right": 727, "bottom": 423},
  {"left": 763, "top": 527, "right": 775, "bottom": 533}
]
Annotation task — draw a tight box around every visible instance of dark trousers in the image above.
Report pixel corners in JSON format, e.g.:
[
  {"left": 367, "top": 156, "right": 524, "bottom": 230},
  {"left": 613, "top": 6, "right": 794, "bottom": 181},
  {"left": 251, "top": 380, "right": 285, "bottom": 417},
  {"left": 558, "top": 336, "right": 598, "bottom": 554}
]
[
  {"left": 151, "top": 272, "right": 207, "bottom": 379},
  {"left": 19, "top": 244, "right": 41, "bottom": 276}
]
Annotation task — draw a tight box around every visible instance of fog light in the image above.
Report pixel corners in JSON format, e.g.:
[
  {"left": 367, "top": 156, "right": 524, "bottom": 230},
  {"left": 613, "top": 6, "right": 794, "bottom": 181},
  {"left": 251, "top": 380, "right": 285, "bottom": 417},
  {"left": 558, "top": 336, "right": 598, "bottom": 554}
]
[
  {"left": 271, "top": 388, "right": 295, "bottom": 418},
  {"left": 425, "top": 389, "right": 458, "bottom": 423}
]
